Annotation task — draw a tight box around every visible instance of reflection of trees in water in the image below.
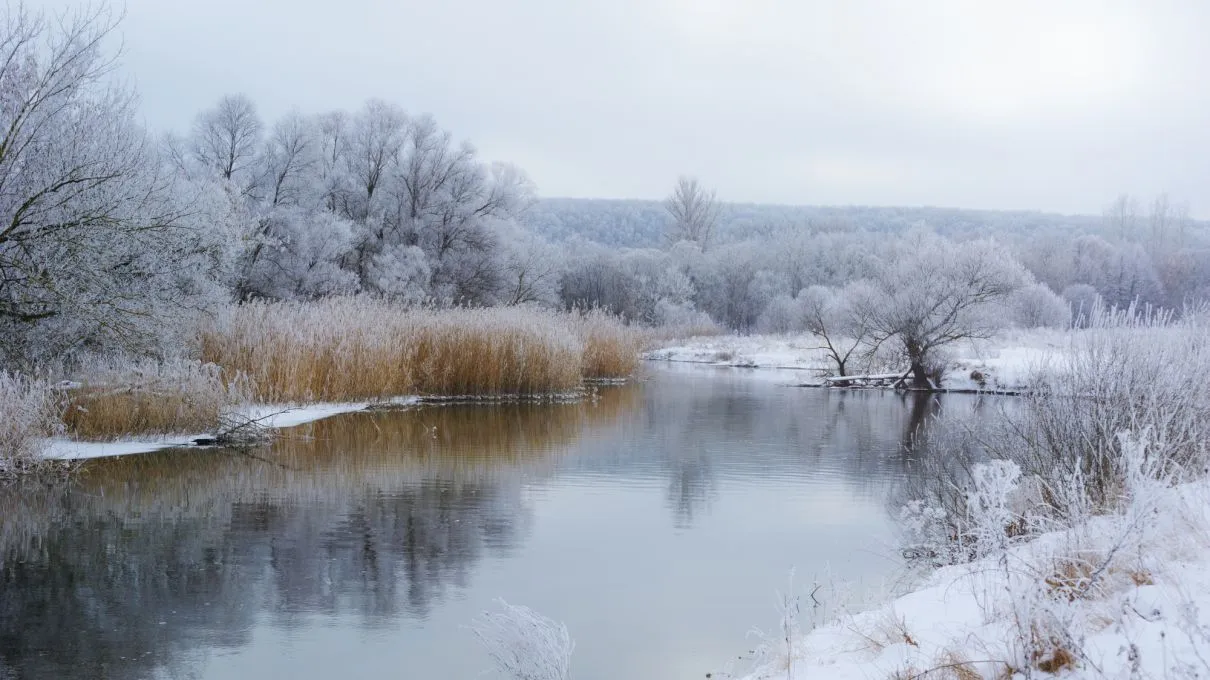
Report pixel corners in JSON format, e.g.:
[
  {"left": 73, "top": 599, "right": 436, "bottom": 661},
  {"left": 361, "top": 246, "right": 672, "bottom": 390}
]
[
  {"left": 576, "top": 370, "right": 972, "bottom": 529},
  {"left": 0, "top": 392, "right": 639, "bottom": 680},
  {"left": 887, "top": 394, "right": 1020, "bottom": 539}
]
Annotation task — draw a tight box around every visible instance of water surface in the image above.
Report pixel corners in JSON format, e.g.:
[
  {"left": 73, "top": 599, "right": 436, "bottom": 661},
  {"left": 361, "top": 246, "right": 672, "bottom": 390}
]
[{"left": 0, "top": 364, "right": 967, "bottom": 679}]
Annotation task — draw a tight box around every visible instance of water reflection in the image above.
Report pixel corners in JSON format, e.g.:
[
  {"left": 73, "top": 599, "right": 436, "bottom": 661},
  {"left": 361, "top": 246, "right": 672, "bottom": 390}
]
[{"left": 0, "top": 366, "right": 980, "bottom": 680}]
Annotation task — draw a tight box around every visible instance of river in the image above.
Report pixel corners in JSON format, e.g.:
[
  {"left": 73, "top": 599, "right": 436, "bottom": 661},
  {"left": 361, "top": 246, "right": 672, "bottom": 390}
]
[{"left": 0, "top": 363, "right": 981, "bottom": 679}]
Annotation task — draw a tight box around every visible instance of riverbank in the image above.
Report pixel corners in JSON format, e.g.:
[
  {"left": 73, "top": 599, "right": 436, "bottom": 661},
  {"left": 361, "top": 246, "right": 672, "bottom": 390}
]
[
  {"left": 646, "top": 328, "right": 1070, "bottom": 393},
  {"left": 739, "top": 471, "right": 1210, "bottom": 679},
  {"left": 42, "top": 397, "right": 422, "bottom": 460},
  {"left": 0, "top": 302, "right": 647, "bottom": 471},
  {"left": 688, "top": 318, "right": 1210, "bottom": 678}
]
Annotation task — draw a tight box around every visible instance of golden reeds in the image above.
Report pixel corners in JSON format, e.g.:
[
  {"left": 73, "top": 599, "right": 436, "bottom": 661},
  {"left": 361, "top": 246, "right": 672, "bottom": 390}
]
[
  {"left": 201, "top": 300, "right": 642, "bottom": 402},
  {"left": 569, "top": 307, "right": 645, "bottom": 380},
  {"left": 50, "top": 301, "right": 645, "bottom": 441},
  {"left": 60, "top": 359, "right": 250, "bottom": 440}
]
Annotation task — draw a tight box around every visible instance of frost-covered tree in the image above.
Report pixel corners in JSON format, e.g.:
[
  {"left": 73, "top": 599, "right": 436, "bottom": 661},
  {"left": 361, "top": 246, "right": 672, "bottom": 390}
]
[
  {"left": 1101, "top": 243, "right": 1165, "bottom": 309},
  {"left": 1008, "top": 283, "right": 1070, "bottom": 329},
  {"left": 343, "top": 99, "right": 407, "bottom": 279},
  {"left": 800, "top": 284, "right": 881, "bottom": 376},
  {"left": 664, "top": 176, "right": 719, "bottom": 250},
  {"left": 858, "top": 234, "right": 1029, "bottom": 388},
  {"left": 1061, "top": 283, "right": 1102, "bottom": 327},
  {"left": 191, "top": 94, "right": 263, "bottom": 187},
  {"left": 1104, "top": 193, "right": 1140, "bottom": 243},
  {"left": 0, "top": 5, "right": 234, "bottom": 363},
  {"left": 496, "top": 224, "right": 564, "bottom": 306},
  {"left": 239, "top": 208, "right": 358, "bottom": 299}
]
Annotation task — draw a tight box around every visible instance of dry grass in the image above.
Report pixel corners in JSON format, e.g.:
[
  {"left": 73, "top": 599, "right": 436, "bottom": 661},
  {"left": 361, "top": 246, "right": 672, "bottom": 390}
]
[
  {"left": 203, "top": 300, "right": 642, "bottom": 402},
  {"left": 569, "top": 308, "right": 644, "bottom": 380},
  {"left": 61, "top": 358, "right": 251, "bottom": 440},
  {"left": 0, "top": 372, "right": 59, "bottom": 471}
]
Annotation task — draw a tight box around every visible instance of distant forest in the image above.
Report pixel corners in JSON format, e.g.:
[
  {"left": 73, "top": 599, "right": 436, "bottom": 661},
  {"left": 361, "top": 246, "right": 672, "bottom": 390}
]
[{"left": 526, "top": 198, "right": 1204, "bottom": 249}]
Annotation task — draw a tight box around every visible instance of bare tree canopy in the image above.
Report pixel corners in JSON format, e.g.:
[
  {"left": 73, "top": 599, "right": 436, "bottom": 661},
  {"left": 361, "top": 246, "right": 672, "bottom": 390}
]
[
  {"left": 664, "top": 176, "right": 719, "bottom": 250},
  {"left": 858, "top": 233, "right": 1030, "bottom": 387},
  {"left": 0, "top": 4, "right": 232, "bottom": 363}
]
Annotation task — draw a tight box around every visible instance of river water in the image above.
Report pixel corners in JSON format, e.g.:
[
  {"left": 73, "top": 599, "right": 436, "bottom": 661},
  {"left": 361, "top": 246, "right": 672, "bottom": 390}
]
[{"left": 0, "top": 364, "right": 977, "bottom": 679}]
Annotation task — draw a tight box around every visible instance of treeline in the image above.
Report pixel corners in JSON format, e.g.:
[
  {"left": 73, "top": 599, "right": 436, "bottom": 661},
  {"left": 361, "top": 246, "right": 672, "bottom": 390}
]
[
  {"left": 1, "top": 3, "right": 1205, "bottom": 371},
  {"left": 539, "top": 195, "right": 1210, "bottom": 331},
  {"left": 0, "top": 5, "right": 565, "bottom": 366}
]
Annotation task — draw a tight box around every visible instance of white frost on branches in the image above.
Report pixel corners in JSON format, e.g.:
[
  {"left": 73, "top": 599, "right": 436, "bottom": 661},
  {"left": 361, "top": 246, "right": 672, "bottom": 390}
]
[{"left": 470, "top": 599, "right": 574, "bottom": 680}]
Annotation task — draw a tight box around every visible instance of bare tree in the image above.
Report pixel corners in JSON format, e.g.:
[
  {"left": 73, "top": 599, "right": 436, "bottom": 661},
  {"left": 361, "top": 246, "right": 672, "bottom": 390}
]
[
  {"left": 1104, "top": 193, "right": 1140, "bottom": 243},
  {"left": 0, "top": 4, "right": 230, "bottom": 362},
  {"left": 191, "top": 94, "right": 263, "bottom": 185},
  {"left": 1148, "top": 192, "right": 1173, "bottom": 251},
  {"left": 858, "top": 235, "right": 1028, "bottom": 388},
  {"left": 664, "top": 175, "right": 720, "bottom": 250},
  {"left": 800, "top": 284, "right": 880, "bottom": 377}
]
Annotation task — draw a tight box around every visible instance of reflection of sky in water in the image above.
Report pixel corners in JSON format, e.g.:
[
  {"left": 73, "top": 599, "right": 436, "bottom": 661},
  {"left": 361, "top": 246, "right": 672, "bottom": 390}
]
[{"left": 0, "top": 364, "right": 988, "bottom": 680}]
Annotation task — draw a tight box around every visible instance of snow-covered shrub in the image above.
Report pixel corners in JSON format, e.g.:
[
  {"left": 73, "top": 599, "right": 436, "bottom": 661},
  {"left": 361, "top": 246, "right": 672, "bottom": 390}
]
[
  {"left": 1061, "top": 283, "right": 1102, "bottom": 328},
  {"left": 61, "top": 357, "right": 253, "bottom": 440},
  {"left": 1009, "top": 282, "right": 1071, "bottom": 329},
  {"left": 470, "top": 600, "right": 573, "bottom": 680},
  {"left": 755, "top": 294, "right": 804, "bottom": 334},
  {"left": 0, "top": 373, "right": 59, "bottom": 473},
  {"left": 901, "top": 305, "right": 1210, "bottom": 567},
  {"left": 652, "top": 299, "right": 717, "bottom": 334},
  {"left": 1004, "top": 306, "right": 1210, "bottom": 520}
]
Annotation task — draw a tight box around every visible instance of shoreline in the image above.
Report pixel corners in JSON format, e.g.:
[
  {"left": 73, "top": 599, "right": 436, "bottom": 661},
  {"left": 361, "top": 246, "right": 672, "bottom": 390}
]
[{"left": 41, "top": 397, "right": 421, "bottom": 460}]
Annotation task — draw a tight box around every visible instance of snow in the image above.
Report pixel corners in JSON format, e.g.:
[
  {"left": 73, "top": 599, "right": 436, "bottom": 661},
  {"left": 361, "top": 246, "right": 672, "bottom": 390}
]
[
  {"left": 739, "top": 457, "right": 1210, "bottom": 679},
  {"left": 647, "top": 329, "right": 1072, "bottom": 392},
  {"left": 41, "top": 397, "right": 419, "bottom": 460}
]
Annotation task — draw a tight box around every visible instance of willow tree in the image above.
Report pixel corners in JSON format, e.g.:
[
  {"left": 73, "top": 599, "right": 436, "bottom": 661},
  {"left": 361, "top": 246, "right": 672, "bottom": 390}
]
[{"left": 857, "top": 234, "right": 1029, "bottom": 389}]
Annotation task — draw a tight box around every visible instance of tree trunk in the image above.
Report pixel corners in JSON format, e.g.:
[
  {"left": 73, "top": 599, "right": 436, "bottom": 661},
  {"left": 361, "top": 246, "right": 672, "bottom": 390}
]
[
  {"left": 909, "top": 360, "right": 932, "bottom": 389},
  {"left": 905, "top": 340, "right": 935, "bottom": 390}
]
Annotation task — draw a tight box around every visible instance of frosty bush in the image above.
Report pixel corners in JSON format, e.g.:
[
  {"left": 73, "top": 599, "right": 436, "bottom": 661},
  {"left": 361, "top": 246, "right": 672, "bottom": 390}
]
[
  {"left": 1005, "top": 305, "right": 1210, "bottom": 519},
  {"left": 0, "top": 373, "right": 58, "bottom": 473},
  {"left": 470, "top": 600, "right": 574, "bottom": 680},
  {"left": 901, "top": 303, "right": 1210, "bottom": 565},
  {"left": 1009, "top": 282, "right": 1071, "bottom": 329}
]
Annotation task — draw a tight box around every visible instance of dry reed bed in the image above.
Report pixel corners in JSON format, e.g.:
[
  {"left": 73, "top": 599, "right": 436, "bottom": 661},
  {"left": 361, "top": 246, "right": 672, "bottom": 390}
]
[
  {"left": 202, "top": 300, "right": 640, "bottom": 402},
  {"left": 3, "top": 301, "right": 644, "bottom": 447},
  {"left": 570, "top": 308, "right": 646, "bottom": 380},
  {"left": 61, "top": 358, "right": 252, "bottom": 440}
]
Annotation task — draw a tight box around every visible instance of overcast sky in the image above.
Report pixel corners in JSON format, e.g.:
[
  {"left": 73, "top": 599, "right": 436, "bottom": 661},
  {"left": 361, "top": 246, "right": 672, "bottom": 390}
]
[{"left": 33, "top": 0, "right": 1210, "bottom": 216}]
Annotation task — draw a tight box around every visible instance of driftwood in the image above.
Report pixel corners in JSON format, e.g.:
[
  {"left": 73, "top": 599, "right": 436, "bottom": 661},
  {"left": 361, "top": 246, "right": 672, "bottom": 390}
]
[{"left": 823, "top": 370, "right": 914, "bottom": 389}]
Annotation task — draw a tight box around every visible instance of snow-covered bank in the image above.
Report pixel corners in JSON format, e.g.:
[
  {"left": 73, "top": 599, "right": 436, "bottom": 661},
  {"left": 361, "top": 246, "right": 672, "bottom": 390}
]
[
  {"left": 42, "top": 397, "right": 420, "bottom": 460},
  {"left": 647, "top": 329, "right": 1071, "bottom": 392},
  {"left": 740, "top": 471, "right": 1210, "bottom": 680}
]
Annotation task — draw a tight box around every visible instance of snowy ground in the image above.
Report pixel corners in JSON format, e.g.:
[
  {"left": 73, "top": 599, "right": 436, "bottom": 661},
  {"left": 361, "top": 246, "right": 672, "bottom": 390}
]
[
  {"left": 41, "top": 397, "right": 419, "bottom": 460},
  {"left": 739, "top": 472, "right": 1210, "bottom": 680},
  {"left": 647, "top": 329, "right": 1072, "bottom": 393}
]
